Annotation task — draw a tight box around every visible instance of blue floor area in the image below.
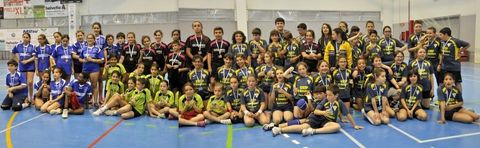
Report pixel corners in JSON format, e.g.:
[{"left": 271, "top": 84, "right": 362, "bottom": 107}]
[{"left": 1, "top": 60, "right": 479, "bottom": 147}]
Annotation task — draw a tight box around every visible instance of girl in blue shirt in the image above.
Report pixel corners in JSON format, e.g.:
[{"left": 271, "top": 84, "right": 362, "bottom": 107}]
[
  {"left": 73, "top": 30, "right": 86, "bottom": 78},
  {"left": 40, "top": 67, "right": 68, "bottom": 115},
  {"left": 35, "top": 34, "right": 54, "bottom": 77},
  {"left": 12, "top": 33, "right": 36, "bottom": 102},
  {"left": 78, "top": 34, "right": 105, "bottom": 108},
  {"left": 52, "top": 35, "right": 74, "bottom": 82}
]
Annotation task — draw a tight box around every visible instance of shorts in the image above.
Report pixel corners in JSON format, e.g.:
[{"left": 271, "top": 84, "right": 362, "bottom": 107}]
[
  {"left": 259, "top": 83, "right": 271, "bottom": 93},
  {"left": 364, "top": 104, "right": 382, "bottom": 113},
  {"left": 340, "top": 97, "right": 351, "bottom": 103},
  {"left": 74, "top": 64, "right": 83, "bottom": 74},
  {"left": 402, "top": 105, "right": 421, "bottom": 118},
  {"left": 132, "top": 108, "right": 142, "bottom": 117},
  {"left": 273, "top": 103, "right": 293, "bottom": 112},
  {"left": 445, "top": 107, "right": 462, "bottom": 121},
  {"left": 181, "top": 110, "right": 199, "bottom": 120},
  {"left": 197, "top": 89, "right": 211, "bottom": 101},
  {"left": 20, "top": 70, "right": 35, "bottom": 72},
  {"left": 308, "top": 115, "right": 330, "bottom": 128},
  {"left": 422, "top": 90, "right": 433, "bottom": 99}
]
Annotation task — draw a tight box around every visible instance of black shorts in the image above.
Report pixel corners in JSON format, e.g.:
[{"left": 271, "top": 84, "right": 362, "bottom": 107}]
[
  {"left": 273, "top": 104, "right": 293, "bottom": 112},
  {"left": 308, "top": 116, "right": 330, "bottom": 128},
  {"left": 422, "top": 90, "right": 434, "bottom": 99},
  {"left": 197, "top": 90, "right": 211, "bottom": 101},
  {"left": 259, "top": 84, "right": 271, "bottom": 93},
  {"left": 445, "top": 107, "right": 462, "bottom": 121},
  {"left": 364, "top": 104, "right": 382, "bottom": 113},
  {"left": 20, "top": 70, "right": 35, "bottom": 72},
  {"left": 133, "top": 108, "right": 142, "bottom": 117},
  {"left": 402, "top": 105, "right": 421, "bottom": 118},
  {"left": 340, "top": 97, "right": 351, "bottom": 103},
  {"left": 74, "top": 64, "right": 82, "bottom": 74}
]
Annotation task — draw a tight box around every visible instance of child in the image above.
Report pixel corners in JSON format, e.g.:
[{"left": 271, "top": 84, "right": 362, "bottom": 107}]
[
  {"left": 96, "top": 78, "right": 148, "bottom": 119},
  {"left": 188, "top": 55, "right": 210, "bottom": 106},
  {"left": 235, "top": 55, "right": 255, "bottom": 88},
  {"left": 185, "top": 21, "right": 211, "bottom": 66},
  {"left": 40, "top": 67, "right": 68, "bottom": 114},
  {"left": 178, "top": 83, "right": 205, "bottom": 127},
  {"left": 282, "top": 31, "right": 301, "bottom": 68},
  {"left": 12, "top": 33, "right": 36, "bottom": 102},
  {"left": 52, "top": 35, "right": 74, "bottom": 82},
  {"left": 352, "top": 58, "right": 370, "bottom": 110},
  {"left": 51, "top": 32, "right": 62, "bottom": 50},
  {"left": 129, "top": 62, "right": 146, "bottom": 80},
  {"left": 35, "top": 34, "right": 54, "bottom": 78},
  {"left": 360, "top": 21, "right": 375, "bottom": 44},
  {"left": 166, "top": 41, "right": 190, "bottom": 92},
  {"left": 324, "top": 28, "right": 353, "bottom": 70},
  {"left": 274, "top": 17, "right": 289, "bottom": 44},
  {"left": 256, "top": 52, "right": 278, "bottom": 94},
  {"left": 271, "top": 85, "right": 363, "bottom": 137},
  {"left": 34, "top": 71, "right": 51, "bottom": 110},
  {"left": 292, "top": 62, "right": 314, "bottom": 119},
  {"left": 301, "top": 30, "right": 322, "bottom": 72},
  {"left": 269, "top": 68, "right": 294, "bottom": 126},
  {"left": 103, "top": 54, "right": 127, "bottom": 82},
  {"left": 364, "top": 30, "right": 381, "bottom": 67},
  {"left": 121, "top": 32, "right": 142, "bottom": 74},
  {"left": 103, "top": 34, "right": 121, "bottom": 67},
  {"left": 407, "top": 48, "right": 435, "bottom": 109},
  {"left": 217, "top": 54, "right": 235, "bottom": 87},
  {"left": 92, "top": 77, "right": 137, "bottom": 116},
  {"left": 268, "top": 30, "right": 284, "bottom": 66},
  {"left": 73, "top": 31, "right": 86, "bottom": 78},
  {"left": 92, "top": 22, "right": 106, "bottom": 49},
  {"left": 397, "top": 71, "right": 427, "bottom": 121},
  {"left": 438, "top": 27, "right": 470, "bottom": 91},
  {"left": 226, "top": 77, "right": 244, "bottom": 124},
  {"left": 313, "top": 61, "right": 333, "bottom": 87},
  {"left": 379, "top": 26, "right": 407, "bottom": 66},
  {"left": 204, "top": 84, "right": 232, "bottom": 124},
  {"left": 363, "top": 68, "right": 393, "bottom": 125},
  {"left": 437, "top": 73, "right": 479, "bottom": 124},
  {"left": 145, "top": 63, "right": 163, "bottom": 96},
  {"left": 248, "top": 28, "right": 268, "bottom": 68},
  {"left": 208, "top": 26, "right": 230, "bottom": 76},
  {"left": 168, "top": 29, "right": 186, "bottom": 54},
  {"left": 228, "top": 31, "right": 251, "bottom": 68},
  {"left": 296, "top": 23, "right": 307, "bottom": 44},
  {"left": 241, "top": 76, "right": 270, "bottom": 127},
  {"left": 391, "top": 51, "right": 408, "bottom": 87},
  {"left": 349, "top": 31, "right": 364, "bottom": 69},
  {"left": 151, "top": 30, "right": 169, "bottom": 74},
  {"left": 116, "top": 32, "right": 127, "bottom": 52},
  {"left": 104, "top": 71, "right": 125, "bottom": 106},
  {"left": 332, "top": 56, "right": 353, "bottom": 113},
  {"left": 318, "top": 23, "right": 332, "bottom": 51},
  {"left": 407, "top": 20, "right": 425, "bottom": 61},
  {"left": 423, "top": 27, "right": 442, "bottom": 85},
  {"left": 57, "top": 86, "right": 85, "bottom": 118},
  {"left": 149, "top": 80, "right": 175, "bottom": 118},
  {"left": 140, "top": 35, "right": 156, "bottom": 75},
  {"left": 69, "top": 72, "right": 93, "bottom": 110},
  {"left": 78, "top": 34, "right": 105, "bottom": 107},
  {"left": 2, "top": 60, "right": 29, "bottom": 111}
]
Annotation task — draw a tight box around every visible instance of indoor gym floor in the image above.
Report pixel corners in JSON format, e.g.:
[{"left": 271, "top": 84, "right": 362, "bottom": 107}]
[{"left": 1, "top": 60, "right": 479, "bottom": 148}]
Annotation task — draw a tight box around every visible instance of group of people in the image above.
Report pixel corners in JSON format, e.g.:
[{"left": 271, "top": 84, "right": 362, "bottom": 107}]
[{"left": 2, "top": 17, "right": 479, "bottom": 137}]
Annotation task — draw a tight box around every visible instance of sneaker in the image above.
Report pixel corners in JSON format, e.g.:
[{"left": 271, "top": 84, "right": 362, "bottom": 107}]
[
  {"left": 204, "top": 119, "right": 212, "bottom": 125},
  {"left": 220, "top": 119, "right": 232, "bottom": 125},
  {"left": 22, "top": 102, "right": 30, "bottom": 109},
  {"left": 104, "top": 110, "right": 117, "bottom": 116},
  {"left": 196, "top": 121, "right": 206, "bottom": 127},
  {"left": 49, "top": 108, "right": 62, "bottom": 115},
  {"left": 263, "top": 123, "right": 275, "bottom": 131},
  {"left": 302, "top": 128, "right": 314, "bottom": 137},
  {"left": 92, "top": 109, "right": 104, "bottom": 116},
  {"left": 62, "top": 109, "right": 68, "bottom": 119},
  {"left": 272, "top": 127, "right": 282, "bottom": 137}
]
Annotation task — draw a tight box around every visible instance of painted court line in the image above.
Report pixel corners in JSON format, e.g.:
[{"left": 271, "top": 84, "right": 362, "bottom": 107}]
[
  {"left": 291, "top": 140, "right": 300, "bottom": 145},
  {"left": 0, "top": 113, "right": 46, "bottom": 134},
  {"left": 5, "top": 112, "right": 18, "bottom": 148},
  {"left": 387, "top": 124, "right": 422, "bottom": 143},
  {"left": 420, "top": 132, "right": 480, "bottom": 143},
  {"left": 340, "top": 128, "right": 366, "bottom": 148},
  {"left": 88, "top": 119, "right": 124, "bottom": 148},
  {"left": 226, "top": 124, "right": 233, "bottom": 148}
]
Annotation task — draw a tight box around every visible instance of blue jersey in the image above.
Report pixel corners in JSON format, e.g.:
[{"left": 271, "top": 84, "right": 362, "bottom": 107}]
[
  {"left": 6, "top": 72, "right": 28, "bottom": 95},
  {"left": 34, "top": 80, "right": 49, "bottom": 91},
  {"left": 52, "top": 45, "right": 74, "bottom": 75},
  {"left": 241, "top": 88, "right": 265, "bottom": 112},
  {"left": 73, "top": 41, "right": 87, "bottom": 66},
  {"left": 34, "top": 45, "right": 54, "bottom": 72},
  {"left": 70, "top": 80, "right": 93, "bottom": 104},
  {"left": 308, "top": 99, "right": 348, "bottom": 122},
  {"left": 50, "top": 43, "right": 61, "bottom": 51},
  {"left": 95, "top": 35, "right": 107, "bottom": 50},
  {"left": 105, "top": 44, "right": 121, "bottom": 60},
  {"left": 12, "top": 43, "right": 36, "bottom": 72},
  {"left": 332, "top": 69, "right": 353, "bottom": 99},
  {"left": 80, "top": 46, "right": 105, "bottom": 73},
  {"left": 50, "top": 79, "right": 68, "bottom": 100},
  {"left": 440, "top": 37, "right": 470, "bottom": 72},
  {"left": 407, "top": 59, "right": 434, "bottom": 91},
  {"left": 365, "top": 83, "right": 388, "bottom": 111}
]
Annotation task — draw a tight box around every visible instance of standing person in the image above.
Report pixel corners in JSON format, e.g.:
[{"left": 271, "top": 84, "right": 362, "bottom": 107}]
[
  {"left": 360, "top": 21, "right": 376, "bottom": 45},
  {"left": 209, "top": 27, "right": 230, "bottom": 76},
  {"left": 168, "top": 29, "right": 186, "bottom": 54},
  {"left": 12, "top": 33, "right": 36, "bottom": 103},
  {"left": 301, "top": 30, "right": 322, "bottom": 72},
  {"left": 186, "top": 21, "right": 211, "bottom": 67},
  {"left": 166, "top": 41, "right": 190, "bottom": 92},
  {"left": 423, "top": 27, "right": 442, "bottom": 85},
  {"left": 437, "top": 27, "right": 470, "bottom": 91},
  {"left": 338, "top": 21, "right": 349, "bottom": 36},
  {"left": 407, "top": 20, "right": 425, "bottom": 62},
  {"left": 140, "top": 35, "right": 156, "bottom": 75},
  {"left": 73, "top": 31, "right": 87, "bottom": 78},
  {"left": 151, "top": 30, "right": 169, "bottom": 74},
  {"left": 52, "top": 35, "right": 74, "bottom": 83},
  {"left": 295, "top": 23, "right": 307, "bottom": 44},
  {"left": 228, "top": 31, "right": 251, "bottom": 68},
  {"left": 318, "top": 23, "right": 332, "bottom": 52},
  {"left": 120, "top": 32, "right": 142, "bottom": 77},
  {"left": 379, "top": 26, "right": 407, "bottom": 66},
  {"left": 248, "top": 28, "right": 268, "bottom": 68},
  {"left": 77, "top": 34, "right": 105, "bottom": 107},
  {"left": 274, "top": 17, "right": 289, "bottom": 44}
]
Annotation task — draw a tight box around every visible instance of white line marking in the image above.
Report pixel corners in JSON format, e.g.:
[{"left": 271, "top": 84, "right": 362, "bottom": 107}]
[
  {"left": 282, "top": 134, "right": 290, "bottom": 138},
  {"left": 291, "top": 140, "right": 300, "bottom": 145},
  {"left": 0, "top": 113, "right": 46, "bottom": 133},
  {"left": 387, "top": 124, "right": 422, "bottom": 143},
  {"left": 340, "top": 128, "right": 366, "bottom": 148},
  {"left": 303, "top": 147, "right": 309, "bottom": 148},
  {"left": 420, "top": 132, "right": 480, "bottom": 143},
  {"left": 473, "top": 122, "right": 480, "bottom": 126}
]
